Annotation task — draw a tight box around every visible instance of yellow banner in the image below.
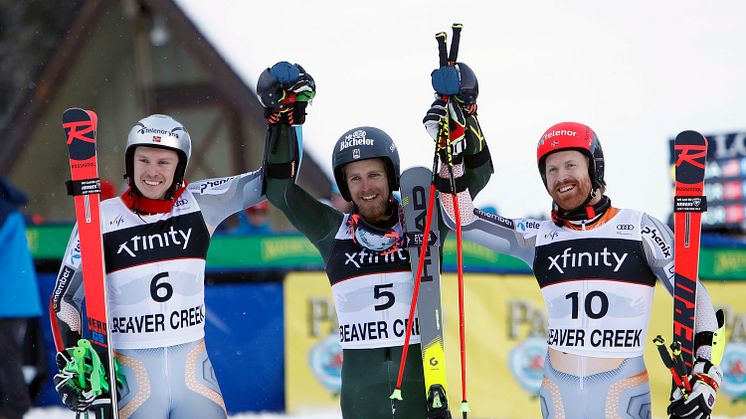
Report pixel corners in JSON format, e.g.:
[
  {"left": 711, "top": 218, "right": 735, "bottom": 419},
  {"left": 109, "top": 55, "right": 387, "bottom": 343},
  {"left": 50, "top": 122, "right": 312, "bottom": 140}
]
[{"left": 284, "top": 272, "right": 746, "bottom": 417}]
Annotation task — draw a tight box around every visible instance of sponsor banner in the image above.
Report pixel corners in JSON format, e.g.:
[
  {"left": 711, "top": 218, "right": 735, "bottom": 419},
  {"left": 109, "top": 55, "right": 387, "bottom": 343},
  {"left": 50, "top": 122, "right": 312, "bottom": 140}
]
[
  {"left": 25, "top": 225, "right": 746, "bottom": 279},
  {"left": 285, "top": 272, "right": 746, "bottom": 417}
]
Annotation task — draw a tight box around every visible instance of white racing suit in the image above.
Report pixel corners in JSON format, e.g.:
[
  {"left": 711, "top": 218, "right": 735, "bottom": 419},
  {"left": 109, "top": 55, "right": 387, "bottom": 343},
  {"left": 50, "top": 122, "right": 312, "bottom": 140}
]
[
  {"left": 439, "top": 166, "right": 718, "bottom": 419},
  {"left": 50, "top": 171, "right": 263, "bottom": 419}
]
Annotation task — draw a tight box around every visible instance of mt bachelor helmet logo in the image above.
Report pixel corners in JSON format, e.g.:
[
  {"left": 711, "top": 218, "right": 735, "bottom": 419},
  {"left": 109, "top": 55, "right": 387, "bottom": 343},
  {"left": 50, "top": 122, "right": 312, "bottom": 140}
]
[{"left": 339, "top": 129, "right": 375, "bottom": 151}]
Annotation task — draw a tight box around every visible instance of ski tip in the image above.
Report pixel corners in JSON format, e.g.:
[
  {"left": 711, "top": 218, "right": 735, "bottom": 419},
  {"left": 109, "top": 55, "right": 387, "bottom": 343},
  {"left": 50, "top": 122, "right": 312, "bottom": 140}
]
[
  {"left": 389, "top": 389, "right": 403, "bottom": 401},
  {"left": 452, "top": 23, "right": 463, "bottom": 30}
]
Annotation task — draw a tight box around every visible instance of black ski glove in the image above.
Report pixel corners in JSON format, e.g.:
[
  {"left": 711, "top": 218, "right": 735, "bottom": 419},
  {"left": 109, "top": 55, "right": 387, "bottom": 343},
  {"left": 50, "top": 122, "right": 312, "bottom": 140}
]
[
  {"left": 257, "top": 61, "right": 316, "bottom": 125},
  {"left": 423, "top": 98, "right": 467, "bottom": 166},
  {"left": 667, "top": 358, "right": 722, "bottom": 419}
]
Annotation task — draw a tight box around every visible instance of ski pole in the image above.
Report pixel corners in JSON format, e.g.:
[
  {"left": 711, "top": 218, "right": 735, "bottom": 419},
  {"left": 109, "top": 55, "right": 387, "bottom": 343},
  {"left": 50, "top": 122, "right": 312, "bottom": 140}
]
[
  {"left": 652, "top": 335, "right": 689, "bottom": 396},
  {"left": 670, "top": 341, "right": 693, "bottom": 393},
  {"left": 389, "top": 33, "right": 447, "bottom": 409},
  {"left": 446, "top": 23, "right": 470, "bottom": 418}
]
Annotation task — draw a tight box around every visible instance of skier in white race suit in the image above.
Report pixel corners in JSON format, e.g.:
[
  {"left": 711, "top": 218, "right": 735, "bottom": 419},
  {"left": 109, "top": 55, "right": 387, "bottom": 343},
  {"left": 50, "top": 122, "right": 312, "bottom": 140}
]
[
  {"left": 434, "top": 121, "right": 723, "bottom": 418},
  {"left": 50, "top": 114, "right": 265, "bottom": 418}
]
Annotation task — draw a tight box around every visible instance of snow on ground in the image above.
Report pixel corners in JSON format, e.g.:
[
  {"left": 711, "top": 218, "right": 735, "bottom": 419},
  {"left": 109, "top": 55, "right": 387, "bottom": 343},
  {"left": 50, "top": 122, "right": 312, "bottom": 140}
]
[
  {"left": 24, "top": 406, "right": 342, "bottom": 419},
  {"left": 23, "top": 407, "right": 746, "bottom": 419}
]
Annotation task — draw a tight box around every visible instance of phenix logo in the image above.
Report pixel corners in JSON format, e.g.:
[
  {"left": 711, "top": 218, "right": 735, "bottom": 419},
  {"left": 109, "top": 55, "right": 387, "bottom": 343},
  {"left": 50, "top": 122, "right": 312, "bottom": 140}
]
[
  {"left": 339, "top": 130, "right": 375, "bottom": 151},
  {"left": 117, "top": 226, "right": 192, "bottom": 257},
  {"left": 547, "top": 247, "right": 628, "bottom": 274}
]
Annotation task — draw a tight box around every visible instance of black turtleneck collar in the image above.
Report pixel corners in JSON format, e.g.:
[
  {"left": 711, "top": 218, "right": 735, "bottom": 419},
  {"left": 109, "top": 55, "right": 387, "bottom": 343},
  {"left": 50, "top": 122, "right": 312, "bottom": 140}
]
[{"left": 551, "top": 195, "right": 611, "bottom": 227}]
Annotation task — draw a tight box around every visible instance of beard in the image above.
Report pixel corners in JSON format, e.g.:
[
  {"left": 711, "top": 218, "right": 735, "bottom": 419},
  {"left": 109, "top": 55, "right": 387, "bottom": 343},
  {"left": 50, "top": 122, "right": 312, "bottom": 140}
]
[
  {"left": 355, "top": 194, "right": 390, "bottom": 224},
  {"left": 550, "top": 177, "right": 593, "bottom": 211}
]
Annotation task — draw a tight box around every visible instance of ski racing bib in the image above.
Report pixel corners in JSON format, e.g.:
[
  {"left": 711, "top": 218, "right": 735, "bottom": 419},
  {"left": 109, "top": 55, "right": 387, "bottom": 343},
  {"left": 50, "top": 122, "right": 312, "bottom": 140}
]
[
  {"left": 326, "top": 214, "right": 419, "bottom": 349},
  {"left": 533, "top": 209, "right": 657, "bottom": 358},
  {"left": 101, "top": 191, "right": 210, "bottom": 349}
]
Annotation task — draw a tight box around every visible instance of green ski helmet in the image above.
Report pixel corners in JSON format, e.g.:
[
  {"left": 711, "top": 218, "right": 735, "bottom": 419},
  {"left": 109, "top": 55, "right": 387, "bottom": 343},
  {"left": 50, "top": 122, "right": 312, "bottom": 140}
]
[{"left": 332, "top": 126, "right": 400, "bottom": 202}]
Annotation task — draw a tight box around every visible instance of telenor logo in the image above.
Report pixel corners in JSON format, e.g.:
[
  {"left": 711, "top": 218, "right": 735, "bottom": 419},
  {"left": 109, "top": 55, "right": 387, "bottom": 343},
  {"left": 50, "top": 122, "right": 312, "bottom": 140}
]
[{"left": 543, "top": 130, "right": 578, "bottom": 142}]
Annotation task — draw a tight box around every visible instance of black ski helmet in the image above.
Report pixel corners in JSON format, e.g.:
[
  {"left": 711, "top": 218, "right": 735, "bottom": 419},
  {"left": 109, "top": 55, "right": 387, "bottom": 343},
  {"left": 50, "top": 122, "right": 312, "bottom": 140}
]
[
  {"left": 454, "top": 62, "right": 479, "bottom": 106},
  {"left": 332, "top": 127, "right": 400, "bottom": 202},
  {"left": 124, "top": 114, "right": 191, "bottom": 195},
  {"left": 536, "top": 121, "right": 605, "bottom": 190}
]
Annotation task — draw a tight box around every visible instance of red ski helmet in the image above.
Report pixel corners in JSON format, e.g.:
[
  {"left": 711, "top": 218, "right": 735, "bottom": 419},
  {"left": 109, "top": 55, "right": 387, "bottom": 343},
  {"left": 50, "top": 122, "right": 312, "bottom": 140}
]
[{"left": 536, "top": 122, "right": 605, "bottom": 190}]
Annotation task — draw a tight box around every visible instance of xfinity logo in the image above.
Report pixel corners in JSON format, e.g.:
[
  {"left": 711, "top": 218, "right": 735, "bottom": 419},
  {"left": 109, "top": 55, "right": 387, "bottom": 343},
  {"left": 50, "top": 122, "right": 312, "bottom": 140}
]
[
  {"left": 641, "top": 226, "right": 671, "bottom": 258},
  {"left": 343, "top": 247, "right": 407, "bottom": 268},
  {"left": 547, "top": 247, "right": 628, "bottom": 274},
  {"left": 339, "top": 130, "right": 375, "bottom": 151},
  {"left": 117, "top": 227, "right": 192, "bottom": 257}
]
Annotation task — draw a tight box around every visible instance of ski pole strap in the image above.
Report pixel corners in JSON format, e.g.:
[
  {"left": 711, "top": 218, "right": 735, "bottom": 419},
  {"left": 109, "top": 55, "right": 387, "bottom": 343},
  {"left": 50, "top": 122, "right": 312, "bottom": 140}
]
[
  {"left": 463, "top": 145, "right": 491, "bottom": 169},
  {"left": 264, "top": 161, "right": 297, "bottom": 179},
  {"left": 66, "top": 178, "right": 101, "bottom": 196},
  {"left": 434, "top": 174, "right": 468, "bottom": 194},
  {"left": 673, "top": 195, "right": 707, "bottom": 212}
]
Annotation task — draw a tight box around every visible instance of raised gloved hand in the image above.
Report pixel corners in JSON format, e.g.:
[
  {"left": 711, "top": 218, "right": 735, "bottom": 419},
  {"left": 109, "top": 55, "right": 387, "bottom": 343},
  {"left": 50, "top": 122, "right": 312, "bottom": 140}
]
[
  {"left": 668, "top": 358, "right": 722, "bottom": 419},
  {"left": 430, "top": 62, "right": 479, "bottom": 115},
  {"left": 423, "top": 98, "right": 467, "bottom": 165},
  {"left": 53, "top": 339, "right": 121, "bottom": 413},
  {"left": 257, "top": 61, "right": 316, "bottom": 125}
]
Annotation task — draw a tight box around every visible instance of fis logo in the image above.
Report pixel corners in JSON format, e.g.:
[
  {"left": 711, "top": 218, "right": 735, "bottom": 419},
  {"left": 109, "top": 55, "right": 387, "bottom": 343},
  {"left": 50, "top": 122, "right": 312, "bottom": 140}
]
[
  {"left": 339, "top": 129, "right": 375, "bottom": 151},
  {"left": 110, "top": 214, "right": 125, "bottom": 227},
  {"left": 547, "top": 247, "right": 628, "bottom": 274},
  {"left": 617, "top": 224, "right": 634, "bottom": 231},
  {"left": 116, "top": 226, "right": 192, "bottom": 257},
  {"left": 544, "top": 231, "right": 560, "bottom": 241},
  {"left": 353, "top": 149, "right": 361, "bottom": 159}
]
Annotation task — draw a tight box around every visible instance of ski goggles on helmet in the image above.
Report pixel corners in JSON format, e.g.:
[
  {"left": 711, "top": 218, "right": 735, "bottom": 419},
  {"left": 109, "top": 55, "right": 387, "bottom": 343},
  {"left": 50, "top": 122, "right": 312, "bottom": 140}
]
[{"left": 349, "top": 213, "right": 403, "bottom": 255}]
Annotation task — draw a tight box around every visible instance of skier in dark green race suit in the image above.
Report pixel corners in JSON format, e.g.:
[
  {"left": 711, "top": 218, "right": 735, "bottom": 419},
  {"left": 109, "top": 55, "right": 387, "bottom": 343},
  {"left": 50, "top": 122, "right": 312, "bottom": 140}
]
[{"left": 256, "top": 61, "right": 491, "bottom": 418}]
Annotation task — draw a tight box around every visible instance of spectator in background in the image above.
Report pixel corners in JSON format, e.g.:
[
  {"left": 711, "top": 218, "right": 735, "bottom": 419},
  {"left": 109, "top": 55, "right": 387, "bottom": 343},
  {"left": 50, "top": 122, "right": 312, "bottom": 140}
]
[
  {"left": 230, "top": 200, "right": 271, "bottom": 235},
  {"left": 0, "top": 177, "right": 42, "bottom": 419},
  {"left": 99, "top": 179, "right": 118, "bottom": 200}
]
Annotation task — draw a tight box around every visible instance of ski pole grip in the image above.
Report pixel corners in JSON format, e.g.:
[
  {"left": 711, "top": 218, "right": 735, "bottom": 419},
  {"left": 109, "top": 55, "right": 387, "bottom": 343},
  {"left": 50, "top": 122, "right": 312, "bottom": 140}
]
[{"left": 448, "top": 23, "right": 463, "bottom": 64}]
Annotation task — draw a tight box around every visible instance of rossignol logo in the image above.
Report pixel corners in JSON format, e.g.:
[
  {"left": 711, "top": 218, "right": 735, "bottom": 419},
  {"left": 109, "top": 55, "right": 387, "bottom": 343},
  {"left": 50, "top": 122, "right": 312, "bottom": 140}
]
[
  {"left": 641, "top": 226, "right": 672, "bottom": 258},
  {"left": 117, "top": 227, "right": 192, "bottom": 257},
  {"left": 547, "top": 247, "right": 628, "bottom": 274},
  {"left": 339, "top": 130, "right": 375, "bottom": 151},
  {"left": 543, "top": 129, "right": 578, "bottom": 142}
]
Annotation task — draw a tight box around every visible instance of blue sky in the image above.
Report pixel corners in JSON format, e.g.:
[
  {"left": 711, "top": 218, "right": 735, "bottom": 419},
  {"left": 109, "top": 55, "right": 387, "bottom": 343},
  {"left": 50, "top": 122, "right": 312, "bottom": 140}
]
[{"left": 176, "top": 0, "right": 746, "bottom": 221}]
